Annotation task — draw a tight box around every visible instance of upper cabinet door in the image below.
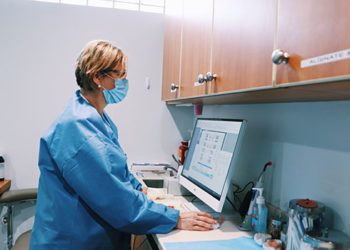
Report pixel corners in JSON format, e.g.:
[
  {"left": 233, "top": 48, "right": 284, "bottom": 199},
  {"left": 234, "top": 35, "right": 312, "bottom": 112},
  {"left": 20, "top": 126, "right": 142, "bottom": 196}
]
[
  {"left": 276, "top": 0, "right": 350, "bottom": 85},
  {"left": 180, "top": 0, "right": 213, "bottom": 98},
  {"left": 162, "top": 0, "right": 183, "bottom": 101},
  {"left": 212, "top": 0, "right": 276, "bottom": 93}
]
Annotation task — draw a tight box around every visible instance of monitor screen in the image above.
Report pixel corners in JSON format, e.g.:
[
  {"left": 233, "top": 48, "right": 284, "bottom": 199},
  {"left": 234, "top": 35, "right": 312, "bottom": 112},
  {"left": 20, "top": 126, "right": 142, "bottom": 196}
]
[{"left": 179, "top": 118, "right": 246, "bottom": 212}]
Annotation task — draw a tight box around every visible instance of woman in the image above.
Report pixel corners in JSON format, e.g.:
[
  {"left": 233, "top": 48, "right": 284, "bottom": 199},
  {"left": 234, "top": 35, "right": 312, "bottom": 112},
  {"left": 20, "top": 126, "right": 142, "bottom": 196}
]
[{"left": 30, "top": 40, "right": 216, "bottom": 250}]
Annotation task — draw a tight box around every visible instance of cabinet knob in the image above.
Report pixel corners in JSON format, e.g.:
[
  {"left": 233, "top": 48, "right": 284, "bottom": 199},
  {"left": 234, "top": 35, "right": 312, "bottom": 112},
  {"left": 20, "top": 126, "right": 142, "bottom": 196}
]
[
  {"left": 272, "top": 49, "right": 289, "bottom": 65},
  {"left": 170, "top": 83, "right": 179, "bottom": 93},
  {"left": 205, "top": 72, "right": 217, "bottom": 82},
  {"left": 197, "top": 74, "right": 206, "bottom": 84}
]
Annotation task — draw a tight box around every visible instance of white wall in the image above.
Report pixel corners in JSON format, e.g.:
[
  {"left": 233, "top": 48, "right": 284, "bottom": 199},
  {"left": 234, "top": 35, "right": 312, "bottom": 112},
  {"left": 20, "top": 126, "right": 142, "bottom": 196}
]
[
  {"left": 0, "top": 0, "right": 186, "bottom": 189},
  {"left": 202, "top": 101, "right": 350, "bottom": 236},
  {"left": 0, "top": 0, "right": 192, "bottom": 247}
]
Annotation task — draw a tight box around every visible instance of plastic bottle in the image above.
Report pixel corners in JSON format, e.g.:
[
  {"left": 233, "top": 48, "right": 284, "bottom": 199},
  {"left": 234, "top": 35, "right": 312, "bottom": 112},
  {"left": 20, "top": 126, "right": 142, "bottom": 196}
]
[
  {"left": 178, "top": 141, "right": 188, "bottom": 165},
  {"left": 251, "top": 188, "right": 268, "bottom": 233},
  {"left": 251, "top": 200, "right": 258, "bottom": 231}
]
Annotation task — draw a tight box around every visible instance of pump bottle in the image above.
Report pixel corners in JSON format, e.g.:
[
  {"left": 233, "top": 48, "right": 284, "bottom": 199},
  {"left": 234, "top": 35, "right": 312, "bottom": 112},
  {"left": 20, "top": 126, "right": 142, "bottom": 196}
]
[{"left": 251, "top": 187, "right": 268, "bottom": 233}]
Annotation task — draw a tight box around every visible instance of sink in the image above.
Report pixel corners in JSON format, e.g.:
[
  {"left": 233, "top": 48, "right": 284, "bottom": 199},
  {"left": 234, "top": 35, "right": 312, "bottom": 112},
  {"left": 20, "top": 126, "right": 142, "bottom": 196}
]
[{"left": 143, "top": 179, "right": 164, "bottom": 188}]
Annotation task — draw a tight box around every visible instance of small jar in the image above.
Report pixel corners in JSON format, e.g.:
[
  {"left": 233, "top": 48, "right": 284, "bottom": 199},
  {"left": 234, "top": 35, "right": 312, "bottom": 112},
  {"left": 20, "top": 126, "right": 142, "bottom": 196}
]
[
  {"left": 270, "top": 219, "right": 282, "bottom": 239},
  {"left": 0, "top": 156, "right": 5, "bottom": 181}
]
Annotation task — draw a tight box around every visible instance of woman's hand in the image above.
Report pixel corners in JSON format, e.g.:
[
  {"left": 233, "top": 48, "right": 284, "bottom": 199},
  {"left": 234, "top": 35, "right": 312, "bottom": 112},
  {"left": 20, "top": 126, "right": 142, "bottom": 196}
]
[
  {"left": 176, "top": 211, "right": 217, "bottom": 231},
  {"left": 140, "top": 187, "right": 148, "bottom": 195}
]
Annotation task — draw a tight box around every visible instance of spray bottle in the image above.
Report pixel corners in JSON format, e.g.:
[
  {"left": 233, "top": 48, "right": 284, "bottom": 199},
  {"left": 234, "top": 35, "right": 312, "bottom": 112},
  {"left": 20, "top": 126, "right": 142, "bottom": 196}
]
[{"left": 251, "top": 187, "right": 268, "bottom": 233}]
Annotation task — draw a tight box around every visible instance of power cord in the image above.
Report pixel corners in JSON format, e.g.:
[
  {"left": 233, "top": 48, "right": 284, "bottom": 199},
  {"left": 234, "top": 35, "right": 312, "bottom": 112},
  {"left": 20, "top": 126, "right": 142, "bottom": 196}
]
[
  {"left": 231, "top": 181, "right": 254, "bottom": 209},
  {"left": 171, "top": 154, "right": 180, "bottom": 166},
  {"left": 226, "top": 197, "right": 238, "bottom": 211},
  {"left": 191, "top": 196, "right": 198, "bottom": 202},
  {"left": 164, "top": 165, "right": 178, "bottom": 173}
]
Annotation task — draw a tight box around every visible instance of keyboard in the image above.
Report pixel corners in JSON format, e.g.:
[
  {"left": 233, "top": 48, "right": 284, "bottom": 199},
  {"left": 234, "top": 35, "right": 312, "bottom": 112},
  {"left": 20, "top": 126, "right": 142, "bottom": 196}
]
[
  {"left": 146, "top": 188, "right": 199, "bottom": 212},
  {"left": 179, "top": 201, "right": 199, "bottom": 212},
  {"left": 149, "top": 194, "right": 199, "bottom": 213}
]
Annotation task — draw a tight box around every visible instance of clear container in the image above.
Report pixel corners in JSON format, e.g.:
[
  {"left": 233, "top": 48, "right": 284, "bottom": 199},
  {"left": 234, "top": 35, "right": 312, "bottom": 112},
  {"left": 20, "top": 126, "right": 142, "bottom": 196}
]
[
  {"left": 280, "top": 222, "right": 288, "bottom": 250},
  {"left": 270, "top": 219, "right": 282, "bottom": 239},
  {"left": 289, "top": 199, "right": 325, "bottom": 237}
]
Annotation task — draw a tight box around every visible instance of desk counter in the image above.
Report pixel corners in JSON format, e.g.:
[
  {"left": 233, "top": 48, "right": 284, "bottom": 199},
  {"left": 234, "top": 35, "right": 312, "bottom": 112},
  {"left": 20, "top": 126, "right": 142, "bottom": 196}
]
[{"left": 151, "top": 197, "right": 252, "bottom": 250}]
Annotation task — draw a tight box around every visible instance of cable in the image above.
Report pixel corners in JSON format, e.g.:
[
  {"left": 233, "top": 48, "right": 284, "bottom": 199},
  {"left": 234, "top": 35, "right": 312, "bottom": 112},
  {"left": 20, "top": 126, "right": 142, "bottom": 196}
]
[
  {"left": 256, "top": 160, "right": 273, "bottom": 182},
  {"left": 232, "top": 183, "right": 240, "bottom": 192},
  {"left": 226, "top": 197, "right": 238, "bottom": 211},
  {"left": 171, "top": 154, "right": 180, "bottom": 166},
  {"left": 231, "top": 181, "right": 254, "bottom": 209},
  {"left": 164, "top": 166, "right": 178, "bottom": 173},
  {"left": 234, "top": 194, "right": 242, "bottom": 204},
  {"left": 191, "top": 196, "right": 198, "bottom": 202},
  {"left": 234, "top": 181, "right": 254, "bottom": 194}
]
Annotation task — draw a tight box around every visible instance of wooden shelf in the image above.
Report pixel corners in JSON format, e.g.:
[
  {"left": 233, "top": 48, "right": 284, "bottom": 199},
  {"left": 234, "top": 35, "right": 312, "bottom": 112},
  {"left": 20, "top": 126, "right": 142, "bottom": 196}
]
[
  {"left": 166, "top": 79, "right": 350, "bottom": 105},
  {"left": 0, "top": 179, "right": 11, "bottom": 195}
]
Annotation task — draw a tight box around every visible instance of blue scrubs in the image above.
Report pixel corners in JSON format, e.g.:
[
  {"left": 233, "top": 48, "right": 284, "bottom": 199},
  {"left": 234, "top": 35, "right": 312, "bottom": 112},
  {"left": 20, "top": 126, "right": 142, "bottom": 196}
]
[{"left": 30, "top": 90, "right": 179, "bottom": 250}]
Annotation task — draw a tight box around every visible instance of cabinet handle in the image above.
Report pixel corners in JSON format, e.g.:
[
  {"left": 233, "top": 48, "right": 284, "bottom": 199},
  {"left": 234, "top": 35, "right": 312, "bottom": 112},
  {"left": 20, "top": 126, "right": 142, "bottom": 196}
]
[
  {"left": 205, "top": 72, "right": 218, "bottom": 82},
  {"left": 170, "top": 83, "right": 179, "bottom": 93},
  {"left": 197, "top": 74, "right": 206, "bottom": 84},
  {"left": 272, "top": 49, "right": 289, "bottom": 65},
  {"left": 197, "top": 73, "right": 217, "bottom": 84}
]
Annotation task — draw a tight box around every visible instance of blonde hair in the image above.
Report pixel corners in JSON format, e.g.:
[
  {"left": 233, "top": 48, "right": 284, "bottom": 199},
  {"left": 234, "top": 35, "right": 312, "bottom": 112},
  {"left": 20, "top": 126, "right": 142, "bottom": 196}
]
[{"left": 75, "top": 40, "right": 126, "bottom": 91}]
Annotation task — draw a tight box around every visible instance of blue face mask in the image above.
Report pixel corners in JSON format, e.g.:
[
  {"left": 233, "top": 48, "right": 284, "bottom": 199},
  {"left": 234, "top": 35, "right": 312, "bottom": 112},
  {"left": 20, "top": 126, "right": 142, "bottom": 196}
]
[{"left": 102, "top": 78, "right": 129, "bottom": 104}]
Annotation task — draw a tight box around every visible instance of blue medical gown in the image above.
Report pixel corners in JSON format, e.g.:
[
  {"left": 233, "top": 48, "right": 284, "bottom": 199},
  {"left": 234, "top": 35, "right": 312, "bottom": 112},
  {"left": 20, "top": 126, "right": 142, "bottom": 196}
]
[{"left": 30, "top": 91, "right": 179, "bottom": 250}]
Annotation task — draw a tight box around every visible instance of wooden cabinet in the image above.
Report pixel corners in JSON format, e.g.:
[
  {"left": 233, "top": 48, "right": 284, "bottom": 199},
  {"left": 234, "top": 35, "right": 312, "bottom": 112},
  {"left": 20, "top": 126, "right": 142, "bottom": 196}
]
[
  {"left": 0, "top": 180, "right": 11, "bottom": 195},
  {"left": 162, "top": 0, "right": 214, "bottom": 99},
  {"left": 161, "top": 0, "right": 183, "bottom": 101},
  {"left": 180, "top": 0, "right": 213, "bottom": 98},
  {"left": 276, "top": 0, "right": 350, "bottom": 85},
  {"left": 163, "top": 0, "right": 276, "bottom": 100},
  {"left": 162, "top": 0, "right": 350, "bottom": 103},
  {"left": 212, "top": 0, "right": 276, "bottom": 92}
]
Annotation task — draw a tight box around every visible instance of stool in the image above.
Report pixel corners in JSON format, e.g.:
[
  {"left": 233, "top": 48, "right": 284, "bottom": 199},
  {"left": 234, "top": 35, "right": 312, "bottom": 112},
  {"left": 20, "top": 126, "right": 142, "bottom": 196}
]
[{"left": 0, "top": 188, "right": 37, "bottom": 250}]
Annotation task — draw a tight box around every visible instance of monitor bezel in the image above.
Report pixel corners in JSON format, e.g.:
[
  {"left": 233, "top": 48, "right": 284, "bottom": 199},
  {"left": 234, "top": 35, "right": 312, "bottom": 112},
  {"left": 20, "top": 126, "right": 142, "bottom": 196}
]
[{"left": 179, "top": 118, "right": 247, "bottom": 212}]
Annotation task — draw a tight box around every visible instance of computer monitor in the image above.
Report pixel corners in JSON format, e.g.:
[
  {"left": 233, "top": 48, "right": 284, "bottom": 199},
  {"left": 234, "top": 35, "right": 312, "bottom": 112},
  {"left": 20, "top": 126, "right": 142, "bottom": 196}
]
[{"left": 179, "top": 118, "right": 247, "bottom": 212}]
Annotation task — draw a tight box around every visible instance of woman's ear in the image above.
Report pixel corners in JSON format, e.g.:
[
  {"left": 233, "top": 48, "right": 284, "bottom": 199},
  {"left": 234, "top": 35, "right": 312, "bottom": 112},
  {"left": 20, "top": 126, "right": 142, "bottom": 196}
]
[{"left": 92, "top": 73, "right": 102, "bottom": 87}]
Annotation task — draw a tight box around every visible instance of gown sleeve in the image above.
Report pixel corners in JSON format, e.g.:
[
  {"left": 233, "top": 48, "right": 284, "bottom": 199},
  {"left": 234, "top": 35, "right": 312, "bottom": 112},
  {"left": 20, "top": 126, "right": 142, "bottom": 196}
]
[
  {"left": 60, "top": 134, "right": 179, "bottom": 235},
  {"left": 126, "top": 167, "right": 142, "bottom": 190}
]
